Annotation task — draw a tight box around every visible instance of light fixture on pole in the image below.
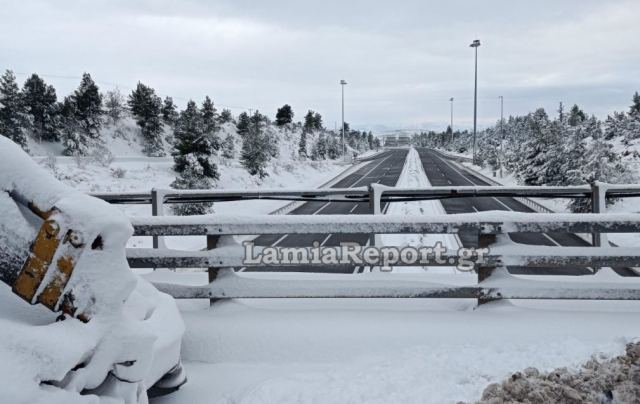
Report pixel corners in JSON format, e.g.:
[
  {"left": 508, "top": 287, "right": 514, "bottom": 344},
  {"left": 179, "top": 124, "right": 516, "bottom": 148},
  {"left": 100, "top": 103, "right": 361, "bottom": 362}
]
[
  {"left": 340, "top": 79, "right": 347, "bottom": 160},
  {"left": 470, "top": 39, "right": 480, "bottom": 163}
]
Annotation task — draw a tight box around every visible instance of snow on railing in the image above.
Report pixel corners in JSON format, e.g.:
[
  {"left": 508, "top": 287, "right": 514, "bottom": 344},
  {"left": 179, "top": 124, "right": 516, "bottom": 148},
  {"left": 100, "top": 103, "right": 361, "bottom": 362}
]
[
  {"left": 90, "top": 184, "right": 640, "bottom": 305},
  {"left": 123, "top": 211, "right": 640, "bottom": 305}
]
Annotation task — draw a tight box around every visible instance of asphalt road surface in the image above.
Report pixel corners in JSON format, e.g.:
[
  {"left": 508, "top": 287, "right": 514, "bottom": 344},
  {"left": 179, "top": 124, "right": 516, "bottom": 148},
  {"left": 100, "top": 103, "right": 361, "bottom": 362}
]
[
  {"left": 246, "top": 149, "right": 409, "bottom": 274},
  {"left": 416, "top": 147, "right": 636, "bottom": 276}
]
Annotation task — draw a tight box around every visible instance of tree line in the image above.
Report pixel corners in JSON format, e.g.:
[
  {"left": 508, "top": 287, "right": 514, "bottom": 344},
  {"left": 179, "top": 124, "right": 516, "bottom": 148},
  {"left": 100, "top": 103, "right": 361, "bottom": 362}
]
[
  {"left": 414, "top": 93, "right": 640, "bottom": 211},
  {"left": 0, "top": 70, "right": 381, "bottom": 214}
]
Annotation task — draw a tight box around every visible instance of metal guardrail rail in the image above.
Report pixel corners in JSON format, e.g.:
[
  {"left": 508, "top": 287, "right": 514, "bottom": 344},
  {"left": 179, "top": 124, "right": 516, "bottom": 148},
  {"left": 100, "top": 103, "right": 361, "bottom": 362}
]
[
  {"left": 89, "top": 182, "right": 640, "bottom": 305},
  {"left": 127, "top": 212, "right": 640, "bottom": 303}
]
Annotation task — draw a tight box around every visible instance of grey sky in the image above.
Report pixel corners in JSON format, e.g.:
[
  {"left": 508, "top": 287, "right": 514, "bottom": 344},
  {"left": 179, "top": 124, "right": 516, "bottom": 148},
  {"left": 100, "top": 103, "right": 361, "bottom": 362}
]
[{"left": 2, "top": 0, "right": 639, "bottom": 131}]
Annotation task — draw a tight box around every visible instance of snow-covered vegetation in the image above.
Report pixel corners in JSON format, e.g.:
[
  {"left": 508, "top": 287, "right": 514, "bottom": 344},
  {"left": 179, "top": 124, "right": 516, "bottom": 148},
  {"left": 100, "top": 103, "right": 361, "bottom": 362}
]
[
  {"left": 414, "top": 94, "right": 640, "bottom": 212},
  {"left": 0, "top": 69, "right": 381, "bottom": 213}
]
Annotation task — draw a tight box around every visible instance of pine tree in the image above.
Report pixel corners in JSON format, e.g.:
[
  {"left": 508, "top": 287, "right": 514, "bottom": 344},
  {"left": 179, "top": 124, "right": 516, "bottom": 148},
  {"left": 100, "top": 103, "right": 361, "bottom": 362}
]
[
  {"left": 201, "top": 96, "right": 220, "bottom": 150},
  {"left": 313, "top": 112, "right": 323, "bottom": 131},
  {"left": 516, "top": 108, "right": 556, "bottom": 185},
  {"left": 221, "top": 132, "right": 235, "bottom": 159},
  {"left": 22, "top": 73, "right": 60, "bottom": 142},
  {"left": 630, "top": 92, "right": 640, "bottom": 116},
  {"left": 128, "top": 82, "right": 164, "bottom": 156},
  {"left": 568, "top": 104, "right": 586, "bottom": 126},
  {"left": 104, "top": 88, "right": 126, "bottom": 125},
  {"left": 171, "top": 100, "right": 219, "bottom": 215},
  {"left": 311, "top": 133, "right": 328, "bottom": 160},
  {"left": 72, "top": 73, "right": 102, "bottom": 140},
  {"left": 236, "top": 112, "right": 250, "bottom": 137},
  {"left": 241, "top": 111, "right": 271, "bottom": 178},
  {"left": 298, "top": 131, "right": 307, "bottom": 158},
  {"left": 60, "top": 96, "right": 89, "bottom": 156},
  {"left": 0, "top": 70, "right": 29, "bottom": 150},
  {"left": 275, "top": 104, "right": 294, "bottom": 126},
  {"left": 218, "top": 108, "right": 234, "bottom": 125},
  {"left": 161, "top": 96, "right": 179, "bottom": 126},
  {"left": 557, "top": 101, "right": 565, "bottom": 122},
  {"left": 327, "top": 135, "right": 341, "bottom": 159},
  {"left": 303, "top": 110, "right": 315, "bottom": 133},
  {"left": 569, "top": 118, "right": 632, "bottom": 212}
]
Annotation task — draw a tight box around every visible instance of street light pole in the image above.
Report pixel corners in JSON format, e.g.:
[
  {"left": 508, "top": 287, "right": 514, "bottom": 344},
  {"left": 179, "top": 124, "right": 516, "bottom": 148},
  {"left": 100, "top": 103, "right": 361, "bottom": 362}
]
[
  {"left": 340, "top": 79, "right": 347, "bottom": 160},
  {"left": 449, "top": 97, "right": 454, "bottom": 145},
  {"left": 470, "top": 39, "right": 480, "bottom": 163},
  {"left": 499, "top": 95, "right": 504, "bottom": 178}
]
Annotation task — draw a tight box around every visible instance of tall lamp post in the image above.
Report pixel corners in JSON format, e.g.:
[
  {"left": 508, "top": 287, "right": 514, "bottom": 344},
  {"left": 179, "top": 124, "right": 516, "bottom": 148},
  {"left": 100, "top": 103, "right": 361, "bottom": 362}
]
[
  {"left": 340, "top": 79, "right": 347, "bottom": 159},
  {"left": 498, "top": 95, "right": 504, "bottom": 178},
  {"left": 449, "top": 97, "right": 454, "bottom": 145},
  {"left": 470, "top": 39, "right": 480, "bottom": 163}
]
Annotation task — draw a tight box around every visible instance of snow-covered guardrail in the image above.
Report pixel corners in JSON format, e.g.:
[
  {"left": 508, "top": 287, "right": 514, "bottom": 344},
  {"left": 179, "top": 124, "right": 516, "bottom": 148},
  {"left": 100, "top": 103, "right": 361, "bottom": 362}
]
[
  {"left": 93, "top": 181, "right": 640, "bottom": 247},
  {"left": 123, "top": 211, "right": 640, "bottom": 304},
  {"left": 91, "top": 183, "right": 640, "bottom": 305}
]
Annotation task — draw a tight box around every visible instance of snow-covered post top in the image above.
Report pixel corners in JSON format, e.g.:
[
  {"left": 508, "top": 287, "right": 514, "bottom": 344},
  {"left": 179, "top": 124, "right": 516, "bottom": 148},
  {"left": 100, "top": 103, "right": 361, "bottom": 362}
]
[{"left": 0, "top": 136, "right": 137, "bottom": 318}]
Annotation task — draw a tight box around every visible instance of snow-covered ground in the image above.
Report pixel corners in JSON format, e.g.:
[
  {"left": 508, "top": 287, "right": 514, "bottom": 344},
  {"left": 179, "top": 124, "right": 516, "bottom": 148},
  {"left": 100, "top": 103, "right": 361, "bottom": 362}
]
[{"left": 141, "top": 147, "right": 640, "bottom": 404}]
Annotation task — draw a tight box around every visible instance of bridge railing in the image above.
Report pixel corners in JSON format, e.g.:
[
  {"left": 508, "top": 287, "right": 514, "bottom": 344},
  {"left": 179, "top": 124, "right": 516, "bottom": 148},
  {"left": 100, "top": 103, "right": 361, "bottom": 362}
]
[
  {"left": 91, "top": 183, "right": 640, "bottom": 305},
  {"left": 93, "top": 182, "right": 640, "bottom": 248},
  {"left": 125, "top": 211, "right": 640, "bottom": 304}
]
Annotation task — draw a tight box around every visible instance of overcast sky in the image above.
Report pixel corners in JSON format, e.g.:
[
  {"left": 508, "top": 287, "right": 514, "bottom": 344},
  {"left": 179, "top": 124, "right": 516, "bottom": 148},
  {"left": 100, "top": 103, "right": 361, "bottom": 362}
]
[{"left": 2, "top": 0, "right": 639, "bottom": 131}]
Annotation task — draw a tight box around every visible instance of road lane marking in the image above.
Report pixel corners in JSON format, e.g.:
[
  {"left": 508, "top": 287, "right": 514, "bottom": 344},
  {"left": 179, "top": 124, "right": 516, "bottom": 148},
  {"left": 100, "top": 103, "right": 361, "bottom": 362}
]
[
  {"left": 320, "top": 234, "right": 332, "bottom": 246},
  {"left": 492, "top": 197, "right": 514, "bottom": 211},
  {"left": 542, "top": 233, "right": 562, "bottom": 246},
  {"left": 312, "top": 201, "right": 331, "bottom": 215}
]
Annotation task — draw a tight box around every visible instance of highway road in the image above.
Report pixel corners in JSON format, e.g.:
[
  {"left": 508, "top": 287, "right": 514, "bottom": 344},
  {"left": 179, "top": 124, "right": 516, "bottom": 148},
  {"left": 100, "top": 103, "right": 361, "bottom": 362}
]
[
  {"left": 416, "top": 147, "right": 636, "bottom": 276},
  {"left": 246, "top": 149, "right": 409, "bottom": 274}
]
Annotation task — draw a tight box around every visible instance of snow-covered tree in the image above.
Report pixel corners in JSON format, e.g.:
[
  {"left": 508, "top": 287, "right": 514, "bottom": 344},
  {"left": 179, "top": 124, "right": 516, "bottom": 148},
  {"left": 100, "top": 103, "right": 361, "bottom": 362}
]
[
  {"left": 128, "top": 82, "right": 164, "bottom": 156},
  {"left": 241, "top": 111, "right": 272, "bottom": 178},
  {"left": 61, "top": 96, "right": 89, "bottom": 156},
  {"left": 569, "top": 118, "right": 634, "bottom": 212},
  {"left": 0, "top": 70, "right": 29, "bottom": 150},
  {"left": 630, "top": 91, "right": 640, "bottom": 115},
  {"left": 104, "top": 88, "right": 127, "bottom": 125},
  {"left": 275, "top": 104, "right": 293, "bottom": 126},
  {"left": 298, "top": 131, "right": 307, "bottom": 158},
  {"left": 22, "top": 73, "right": 60, "bottom": 142},
  {"left": 221, "top": 132, "right": 235, "bottom": 159},
  {"left": 568, "top": 104, "right": 586, "bottom": 127},
  {"left": 72, "top": 73, "right": 102, "bottom": 140},
  {"left": 311, "top": 133, "right": 327, "bottom": 160},
  {"left": 313, "top": 112, "right": 323, "bottom": 131},
  {"left": 236, "top": 111, "right": 250, "bottom": 137},
  {"left": 303, "top": 110, "right": 315, "bottom": 133},
  {"left": 201, "top": 96, "right": 220, "bottom": 151},
  {"left": 161, "top": 96, "right": 179, "bottom": 126},
  {"left": 171, "top": 100, "right": 219, "bottom": 215},
  {"left": 218, "top": 108, "right": 234, "bottom": 125}
]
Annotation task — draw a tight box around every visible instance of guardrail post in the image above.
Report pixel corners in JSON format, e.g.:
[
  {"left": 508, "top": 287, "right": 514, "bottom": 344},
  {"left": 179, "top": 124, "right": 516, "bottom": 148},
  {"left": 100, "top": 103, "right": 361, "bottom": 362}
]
[
  {"left": 591, "top": 181, "right": 607, "bottom": 248},
  {"left": 368, "top": 184, "right": 384, "bottom": 272},
  {"left": 151, "top": 188, "right": 167, "bottom": 250},
  {"left": 207, "top": 234, "right": 220, "bottom": 306},
  {"left": 477, "top": 232, "right": 499, "bottom": 306}
]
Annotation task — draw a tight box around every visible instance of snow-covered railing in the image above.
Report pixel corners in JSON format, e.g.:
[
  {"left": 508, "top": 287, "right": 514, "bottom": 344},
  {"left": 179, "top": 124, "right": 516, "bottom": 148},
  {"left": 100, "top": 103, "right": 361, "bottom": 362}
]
[
  {"left": 93, "top": 182, "right": 640, "bottom": 249},
  {"left": 124, "top": 211, "right": 640, "bottom": 304}
]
